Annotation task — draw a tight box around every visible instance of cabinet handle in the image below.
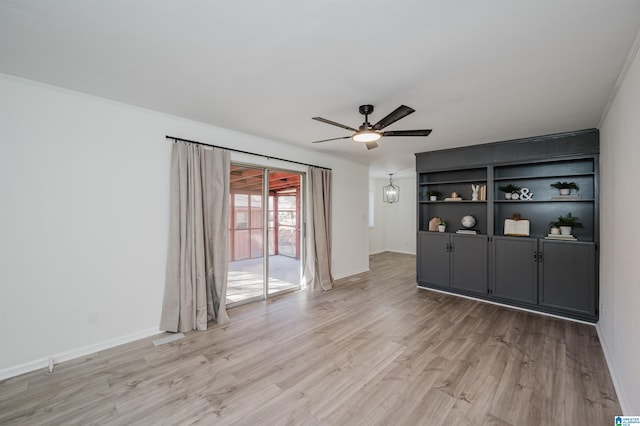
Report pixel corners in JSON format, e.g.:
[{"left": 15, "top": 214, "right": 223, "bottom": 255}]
[
  {"left": 538, "top": 251, "right": 543, "bottom": 262},
  {"left": 533, "top": 251, "right": 538, "bottom": 261}
]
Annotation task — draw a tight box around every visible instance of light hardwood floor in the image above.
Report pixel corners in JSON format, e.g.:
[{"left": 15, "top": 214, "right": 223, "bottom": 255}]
[{"left": 0, "top": 252, "right": 620, "bottom": 425}]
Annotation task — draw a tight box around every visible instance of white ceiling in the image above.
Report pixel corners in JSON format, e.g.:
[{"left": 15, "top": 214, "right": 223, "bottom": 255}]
[{"left": 1, "top": 1, "right": 639, "bottom": 177}]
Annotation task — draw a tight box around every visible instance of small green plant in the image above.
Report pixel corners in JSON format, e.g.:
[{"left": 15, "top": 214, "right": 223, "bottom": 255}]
[
  {"left": 550, "top": 181, "right": 579, "bottom": 191},
  {"left": 549, "top": 212, "right": 583, "bottom": 228},
  {"left": 438, "top": 220, "right": 446, "bottom": 226},
  {"left": 498, "top": 184, "right": 521, "bottom": 193},
  {"left": 427, "top": 190, "right": 441, "bottom": 197}
]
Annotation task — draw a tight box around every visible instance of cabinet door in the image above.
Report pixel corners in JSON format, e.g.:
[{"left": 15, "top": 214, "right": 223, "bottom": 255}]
[
  {"left": 493, "top": 237, "right": 538, "bottom": 304},
  {"left": 539, "top": 240, "right": 596, "bottom": 316},
  {"left": 417, "top": 232, "right": 450, "bottom": 287},
  {"left": 451, "top": 234, "right": 488, "bottom": 295}
]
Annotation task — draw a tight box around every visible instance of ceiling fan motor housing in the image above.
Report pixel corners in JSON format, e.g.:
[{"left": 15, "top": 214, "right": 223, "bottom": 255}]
[{"left": 359, "top": 104, "right": 375, "bottom": 115}]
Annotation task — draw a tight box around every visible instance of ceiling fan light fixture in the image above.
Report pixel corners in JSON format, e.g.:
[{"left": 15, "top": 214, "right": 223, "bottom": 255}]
[{"left": 352, "top": 130, "right": 381, "bottom": 143}]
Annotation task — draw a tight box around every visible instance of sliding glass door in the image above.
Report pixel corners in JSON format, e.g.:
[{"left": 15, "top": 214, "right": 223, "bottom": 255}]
[
  {"left": 227, "top": 165, "right": 303, "bottom": 306},
  {"left": 267, "top": 170, "right": 301, "bottom": 296}
]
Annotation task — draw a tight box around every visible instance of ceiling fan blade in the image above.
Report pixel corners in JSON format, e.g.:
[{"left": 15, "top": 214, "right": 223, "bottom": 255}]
[
  {"left": 312, "top": 136, "right": 351, "bottom": 144},
  {"left": 381, "top": 129, "right": 432, "bottom": 137},
  {"left": 372, "top": 105, "right": 415, "bottom": 130},
  {"left": 312, "top": 117, "right": 358, "bottom": 132},
  {"left": 365, "top": 141, "right": 378, "bottom": 150}
]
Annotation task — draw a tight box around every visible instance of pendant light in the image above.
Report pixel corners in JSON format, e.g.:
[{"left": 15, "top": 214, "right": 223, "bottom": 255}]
[{"left": 382, "top": 174, "right": 400, "bottom": 203}]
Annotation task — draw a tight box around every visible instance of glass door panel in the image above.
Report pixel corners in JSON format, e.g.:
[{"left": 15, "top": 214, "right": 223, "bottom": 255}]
[
  {"left": 227, "top": 166, "right": 264, "bottom": 305},
  {"left": 267, "top": 171, "right": 302, "bottom": 296}
]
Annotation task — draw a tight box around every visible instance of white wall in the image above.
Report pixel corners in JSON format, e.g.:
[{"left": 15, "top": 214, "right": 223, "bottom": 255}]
[
  {"left": 0, "top": 75, "right": 369, "bottom": 376},
  {"left": 368, "top": 178, "right": 386, "bottom": 254},
  {"left": 598, "top": 45, "right": 640, "bottom": 414},
  {"left": 369, "top": 176, "right": 416, "bottom": 255}
]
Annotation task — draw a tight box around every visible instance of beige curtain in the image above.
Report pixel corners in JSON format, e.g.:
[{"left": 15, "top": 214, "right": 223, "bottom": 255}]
[
  {"left": 305, "top": 167, "right": 334, "bottom": 290},
  {"left": 160, "top": 142, "right": 230, "bottom": 332}
]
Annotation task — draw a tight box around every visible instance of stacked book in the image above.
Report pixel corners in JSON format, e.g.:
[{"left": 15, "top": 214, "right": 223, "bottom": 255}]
[
  {"left": 456, "top": 229, "right": 478, "bottom": 235},
  {"left": 551, "top": 194, "right": 580, "bottom": 200},
  {"left": 544, "top": 234, "right": 577, "bottom": 241},
  {"left": 477, "top": 185, "right": 487, "bottom": 201}
]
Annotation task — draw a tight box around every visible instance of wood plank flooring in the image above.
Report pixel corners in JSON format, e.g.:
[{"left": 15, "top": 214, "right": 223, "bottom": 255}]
[{"left": 0, "top": 252, "right": 620, "bottom": 425}]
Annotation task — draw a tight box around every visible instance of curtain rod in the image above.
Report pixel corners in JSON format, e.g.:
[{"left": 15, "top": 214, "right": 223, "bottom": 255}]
[{"left": 165, "top": 135, "right": 332, "bottom": 171}]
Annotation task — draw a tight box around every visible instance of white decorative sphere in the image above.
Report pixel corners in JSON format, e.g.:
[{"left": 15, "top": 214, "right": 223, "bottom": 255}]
[{"left": 461, "top": 215, "right": 476, "bottom": 228}]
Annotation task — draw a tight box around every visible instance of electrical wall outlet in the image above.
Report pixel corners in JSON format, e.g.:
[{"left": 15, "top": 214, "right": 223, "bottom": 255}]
[{"left": 88, "top": 311, "right": 99, "bottom": 325}]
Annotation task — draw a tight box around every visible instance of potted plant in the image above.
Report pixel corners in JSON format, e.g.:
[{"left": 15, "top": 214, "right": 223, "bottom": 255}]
[
  {"left": 549, "top": 212, "right": 583, "bottom": 235},
  {"left": 550, "top": 181, "right": 579, "bottom": 196},
  {"left": 498, "top": 184, "right": 521, "bottom": 200},
  {"left": 438, "top": 221, "right": 446, "bottom": 232},
  {"left": 427, "top": 190, "right": 441, "bottom": 201}
]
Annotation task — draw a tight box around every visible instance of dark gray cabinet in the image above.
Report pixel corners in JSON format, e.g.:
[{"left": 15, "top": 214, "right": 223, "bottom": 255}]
[
  {"left": 539, "top": 240, "right": 596, "bottom": 316},
  {"left": 417, "top": 232, "right": 488, "bottom": 295},
  {"left": 417, "top": 232, "right": 450, "bottom": 287},
  {"left": 415, "top": 129, "right": 599, "bottom": 322},
  {"left": 493, "top": 237, "right": 537, "bottom": 304},
  {"left": 493, "top": 237, "right": 596, "bottom": 316},
  {"left": 451, "top": 234, "right": 488, "bottom": 294}
]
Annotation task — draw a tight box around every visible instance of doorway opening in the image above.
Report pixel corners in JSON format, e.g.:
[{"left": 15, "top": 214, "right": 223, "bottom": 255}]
[{"left": 226, "top": 164, "right": 303, "bottom": 306}]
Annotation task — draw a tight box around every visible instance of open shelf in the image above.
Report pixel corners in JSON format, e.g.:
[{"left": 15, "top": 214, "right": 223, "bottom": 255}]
[{"left": 494, "top": 199, "right": 595, "bottom": 203}]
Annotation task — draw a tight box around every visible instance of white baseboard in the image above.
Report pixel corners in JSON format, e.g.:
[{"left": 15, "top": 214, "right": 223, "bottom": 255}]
[
  {"left": 596, "top": 323, "right": 630, "bottom": 415},
  {"left": 369, "top": 249, "right": 417, "bottom": 256},
  {"left": 334, "top": 266, "right": 370, "bottom": 280},
  {"left": 0, "top": 327, "right": 162, "bottom": 381},
  {"left": 386, "top": 249, "right": 416, "bottom": 255}
]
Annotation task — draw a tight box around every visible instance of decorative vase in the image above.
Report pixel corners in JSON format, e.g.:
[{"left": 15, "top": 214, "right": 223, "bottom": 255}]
[
  {"left": 559, "top": 188, "right": 571, "bottom": 196},
  {"left": 504, "top": 193, "right": 512, "bottom": 200},
  {"left": 560, "top": 226, "right": 572, "bottom": 235},
  {"left": 430, "top": 195, "right": 437, "bottom": 201},
  {"left": 550, "top": 227, "right": 560, "bottom": 235},
  {"left": 438, "top": 224, "right": 446, "bottom": 233}
]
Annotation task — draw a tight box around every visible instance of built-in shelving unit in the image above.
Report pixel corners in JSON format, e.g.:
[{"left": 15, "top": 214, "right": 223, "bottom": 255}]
[
  {"left": 415, "top": 129, "right": 599, "bottom": 322},
  {"left": 418, "top": 167, "right": 489, "bottom": 235},
  {"left": 492, "top": 157, "right": 596, "bottom": 241}
]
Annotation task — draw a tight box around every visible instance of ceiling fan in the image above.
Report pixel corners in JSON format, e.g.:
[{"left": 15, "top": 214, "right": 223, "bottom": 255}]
[{"left": 312, "top": 104, "right": 432, "bottom": 150}]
